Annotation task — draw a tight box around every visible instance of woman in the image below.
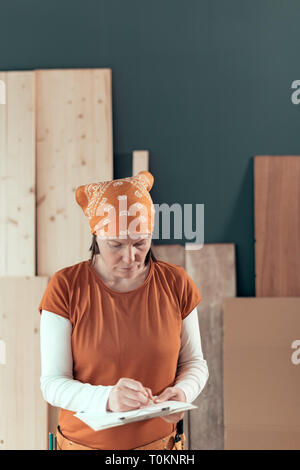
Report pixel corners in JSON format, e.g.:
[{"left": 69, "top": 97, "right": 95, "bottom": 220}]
[{"left": 38, "top": 170, "right": 209, "bottom": 450}]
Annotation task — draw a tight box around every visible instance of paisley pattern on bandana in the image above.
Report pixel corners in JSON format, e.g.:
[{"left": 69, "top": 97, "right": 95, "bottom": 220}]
[{"left": 75, "top": 171, "right": 155, "bottom": 237}]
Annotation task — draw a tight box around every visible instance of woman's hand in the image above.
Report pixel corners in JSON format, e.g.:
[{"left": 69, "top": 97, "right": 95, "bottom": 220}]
[
  {"left": 153, "top": 386, "right": 187, "bottom": 423},
  {"left": 107, "top": 378, "right": 152, "bottom": 412}
]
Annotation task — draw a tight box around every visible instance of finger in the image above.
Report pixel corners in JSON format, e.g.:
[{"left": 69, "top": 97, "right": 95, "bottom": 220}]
[
  {"left": 145, "top": 388, "right": 155, "bottom": 400},
  {"left": 161, "top": 415, "right": 176, "bottom": 423},
  {"left": 130, "top": 391, "right": 149, "bottom": 404},
  {"left": 122, "top": 397, "right": 143, "bottom": 408},
  {"left": 122, "top": 379, "right": 148, "bottom": 394},
  {"left": 135, "top": 381, "right": 150, "bottom": 397},
  {"left": 123, "top": 382, "right": 148, "bottom": 398},
  {"left": 155, "top": 393, "right": 170, "bottom": 402},
  {"left": 161, "top": 412, "right": 183, "bottom": 423},
  {"left": 120, "top": 387, "right": 149, "bottom": 405},
  {"left": 137, "top": 391, "right": 149, "bottom": 403},
  {"left": 155, "top": 387, "right": 175, "bottom": 402},
  {"left": 154, "top": 395, "right": 165, "bottom": 402}
]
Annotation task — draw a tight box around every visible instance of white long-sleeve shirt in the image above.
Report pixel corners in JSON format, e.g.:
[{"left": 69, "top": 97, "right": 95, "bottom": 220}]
[{"left": 40, "top": 307, "right": 209, "bottom": 414}]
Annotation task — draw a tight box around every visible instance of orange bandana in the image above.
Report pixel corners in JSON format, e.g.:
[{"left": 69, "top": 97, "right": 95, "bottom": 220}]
[{"left": 75, "top": 171, "right": 155, "bottom": 238}]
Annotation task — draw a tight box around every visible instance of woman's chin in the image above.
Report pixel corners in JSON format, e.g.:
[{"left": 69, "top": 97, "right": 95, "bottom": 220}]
[{"left": 118, "top": 267, "right": 136, "bottom": 275}]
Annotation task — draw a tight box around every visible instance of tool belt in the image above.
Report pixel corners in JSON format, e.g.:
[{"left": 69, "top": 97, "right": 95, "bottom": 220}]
[{"left": 56, "top": 420, "right": 186, "bottom": 450}]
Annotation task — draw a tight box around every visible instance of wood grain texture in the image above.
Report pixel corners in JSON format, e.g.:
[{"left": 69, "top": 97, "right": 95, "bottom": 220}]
[
  {"left": 36, "top": 68, "right": 114, "bottom": 437},
  {"left": 132, "top": 150, "right": 149, "bottom": 175},
  {"left": 254, "top": 156, "right": 300, "bottom": 296},
  {"left": 151, "top": 244, "right": 185, "bottom": 267},
  {"left": 0, "top": 71, "right": 35, "bottom": 276},
  {"left": 0, "top": 277, "right": 48, "bottom": 450},
  {"left": 185, "top": 243, "right": 236, "bottom": 450},
  {"left": 36, "top": 68, "right": 113, "bottom": 275},
  {"left": 150, "top": 244, "right": 192, "bottom": 446},
  {"left": 223, "top": 298, "right": 300, "bottom": 450}
]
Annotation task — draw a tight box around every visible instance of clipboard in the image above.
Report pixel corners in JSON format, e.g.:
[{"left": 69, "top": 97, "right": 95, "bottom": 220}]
[{"left": 74, "top": 400, "right": 197, "bottom": 431}]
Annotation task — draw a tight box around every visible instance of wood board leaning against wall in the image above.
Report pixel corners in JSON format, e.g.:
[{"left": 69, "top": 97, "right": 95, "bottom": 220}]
[
  {"left": 152, "top": 243, "right": 236, "bottom": 450},
  {"left": 185, "top": 243, "right": 236, "bottom": 450},
  {"left": 0, "top": 71, "right": 48, "bottom": 449},
  {"left": 254, "top": 155, "right": 300, "bottom": 297},
  {"left": 35, "top": 68, "right": 114, "bottom": 438},
  {"left": 0, "top": 277, "right": 48, "bottom": 450},
  {"left": 36, "top": 68, "right": 113, "bottom": 273},
  {"left": 223, "top": 297, "right": 300, "bottom": 450},
  {"left": 0, "top": 71, "right": 35, "bottom": 277}
]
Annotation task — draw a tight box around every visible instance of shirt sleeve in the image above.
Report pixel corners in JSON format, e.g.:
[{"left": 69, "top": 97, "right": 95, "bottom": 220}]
[
  {"left": 40, "top": 309, "right": 114, "bottom": 413},
  {"left": 173, "top": 307, "right": 209, "bottom": 403},
  {"left": 38, "top": 271, "right": 70, "bottom": 320},
  {"left": 178, "top": 267, "right": 202, "bottom": 320}
]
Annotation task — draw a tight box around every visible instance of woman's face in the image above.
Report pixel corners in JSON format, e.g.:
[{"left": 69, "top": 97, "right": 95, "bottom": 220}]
[{"left": 96, "top": 234, "right": 152, "bottom": 278}]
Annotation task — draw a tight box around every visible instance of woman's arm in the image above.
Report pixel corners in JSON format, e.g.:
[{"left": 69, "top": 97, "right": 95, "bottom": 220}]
[
  {"left": 40, "top": 310, "right": 114, "bottom": 413},
  {"left": 173, "top": 307, "right": 209, "bottom": 403},
  {"left": 40, "top": 307, "right": 208, "bottom": 412}
]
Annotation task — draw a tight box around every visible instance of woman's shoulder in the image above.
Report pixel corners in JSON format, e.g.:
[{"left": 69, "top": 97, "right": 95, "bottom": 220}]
[{"left": 50, "top": 260, "right": 88, "bottom": 284}]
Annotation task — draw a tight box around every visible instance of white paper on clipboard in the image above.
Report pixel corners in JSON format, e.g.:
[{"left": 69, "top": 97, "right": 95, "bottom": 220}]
[{"left": 74, "top": 400, "right": 197, "bottom": 431}]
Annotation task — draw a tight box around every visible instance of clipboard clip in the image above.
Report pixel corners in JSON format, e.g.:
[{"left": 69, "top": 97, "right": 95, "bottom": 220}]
[{"left": 119, "top": 406, "right": 170, "bottom": 421}]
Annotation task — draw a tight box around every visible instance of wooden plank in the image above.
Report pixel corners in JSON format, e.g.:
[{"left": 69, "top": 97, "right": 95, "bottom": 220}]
[
  {"left": 0, "top": 78, "right": 5, "bottom": 104},
  {"left": 254, "top": 156, "right": 300, "bottom": 296},
  {"left": 185, "top": 243, "right": 236, "bottom": 450},
  {"left": 132, "top": 150, "right": 149, "bottom": 175},
  {"left": 150, "top": 244, "right": 191, "bottom": 446},
  {"left": 0, "top": 71, "right": 35, "bottom": 276},
  {"left": 151, "top": 244, "right": 185, "bottom": 267},
  {"left": 0, "top": 277, "right": 48, "bottom": 449},
  {"left": 224, "top": 298, "right": 300, "bottom": 450},
  {"left": 36, "top": 68, "right": 113, "bottom": 274},
  {"left": 36, "top": 68, "right": 114, "bottom": 436}
]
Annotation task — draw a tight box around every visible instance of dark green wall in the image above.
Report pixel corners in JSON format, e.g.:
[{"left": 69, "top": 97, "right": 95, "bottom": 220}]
[{"left": 1, "top": 0, "right": 299, "bottom": 296}]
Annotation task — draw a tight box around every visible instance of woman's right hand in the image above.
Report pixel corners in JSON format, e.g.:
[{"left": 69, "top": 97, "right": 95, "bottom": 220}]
[{"left": 106, "top": 378, "right": 154, "bottom": 412}]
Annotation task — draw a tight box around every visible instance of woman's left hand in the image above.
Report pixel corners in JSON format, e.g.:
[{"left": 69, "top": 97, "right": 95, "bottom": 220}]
[{"left": 152, "top": 386, "right": 187, "bottom": 423}]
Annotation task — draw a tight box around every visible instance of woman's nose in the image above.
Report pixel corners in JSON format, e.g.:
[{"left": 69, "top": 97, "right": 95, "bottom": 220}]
[{"left": 123, "top": 247, "right": 135, "bottom": 263}]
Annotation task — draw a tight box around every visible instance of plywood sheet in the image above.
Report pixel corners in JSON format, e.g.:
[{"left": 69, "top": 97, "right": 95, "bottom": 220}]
[
  {"left": 132, "top": 150, "right": 149, "bottom": 175},
  {"left": 254, "top": 156, "right": 300, "bottom": 296},
  {"left": 36, "top": 68, "right": 114, "bottom": 436},
  {"left": 150, "top": 244, "right": 190, "bottom": 446},
  {"left": 0, "top": 71, "right": 35, "bottom": 276},
  {"left": 185, "top": 244, "right": 236, "bottom": 450},
  {"left": 36, "top": 68, "right": 113, "bottom": 275},
  {"left": 223, "top": 297, "right": 300, "bottom": 450},
  {"left": 151, "top": 244, "right": 185, "bottom": 267},
  {"left": 0, "top": 277, "right": 48, "bottom": 449}
]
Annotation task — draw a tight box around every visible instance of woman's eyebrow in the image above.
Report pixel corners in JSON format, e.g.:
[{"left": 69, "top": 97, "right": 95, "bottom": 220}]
[{"left": 109, "top": 239, "right": 146, "bottom": 245}]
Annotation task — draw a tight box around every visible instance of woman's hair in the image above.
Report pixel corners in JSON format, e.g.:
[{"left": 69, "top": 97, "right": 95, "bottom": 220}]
[{"left": 88, "top": 233, "right": 157, "bottom": 267}]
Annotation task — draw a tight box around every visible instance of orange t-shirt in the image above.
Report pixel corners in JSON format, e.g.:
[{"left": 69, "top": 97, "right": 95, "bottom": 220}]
[{"left": 38, "top": 256, "right": 202, "bottom": 450}]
